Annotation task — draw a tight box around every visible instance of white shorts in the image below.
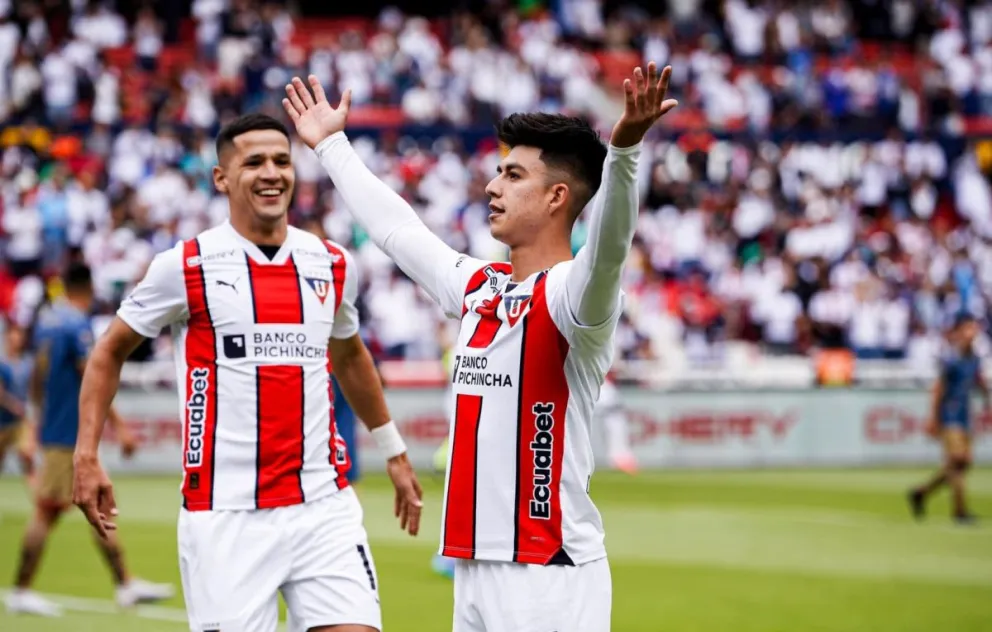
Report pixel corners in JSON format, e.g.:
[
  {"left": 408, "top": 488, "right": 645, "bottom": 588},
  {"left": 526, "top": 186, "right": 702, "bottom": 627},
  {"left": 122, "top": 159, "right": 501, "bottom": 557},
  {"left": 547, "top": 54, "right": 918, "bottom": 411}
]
[
  {"left": 453, "top": 557, "right": 611, "bottom": 632},
  {"left": 178, "top": 487, "right": 381, "bottom": 632}
]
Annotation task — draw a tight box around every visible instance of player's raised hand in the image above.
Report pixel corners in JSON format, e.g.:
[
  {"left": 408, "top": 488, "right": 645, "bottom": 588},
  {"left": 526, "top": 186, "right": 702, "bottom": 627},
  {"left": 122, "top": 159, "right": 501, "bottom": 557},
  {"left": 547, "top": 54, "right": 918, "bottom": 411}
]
[
  {"left": 610, "top": 62, "right": 678, "bottom": 149},
  {"left": 386, "top": 453, "right": 424, "bottom": 536},
  {"left": 72, "top": 454, "right": 118, "bottom": 540},
  {"left": 282, "top": 75, "right": 350, "bottom": 150}
]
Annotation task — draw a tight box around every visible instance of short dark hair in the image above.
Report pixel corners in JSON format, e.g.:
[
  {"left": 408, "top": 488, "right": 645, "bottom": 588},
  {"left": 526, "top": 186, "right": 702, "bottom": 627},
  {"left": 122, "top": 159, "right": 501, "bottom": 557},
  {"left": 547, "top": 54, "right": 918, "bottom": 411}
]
[
  {"left": 495, "top": 113, "right": 608, "bottom": 215},
  {"left": 953, "top": 312, "right": 977, "bottom": 330},
  {"left": 215, "top": 113, "right": 291, "bottom": 160},
  {"left": 63, "top": 262, "right": 92, "bottom": 293}
]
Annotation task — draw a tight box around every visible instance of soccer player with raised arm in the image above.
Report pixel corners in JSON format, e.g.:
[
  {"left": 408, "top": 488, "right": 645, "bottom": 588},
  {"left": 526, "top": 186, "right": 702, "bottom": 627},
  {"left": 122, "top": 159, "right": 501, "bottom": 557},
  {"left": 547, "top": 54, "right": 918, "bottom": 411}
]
[
  {"left": 73, "top": 114, "right": 424, "bottom": 632},
  {"left": 284, "top": 62, "right": 677, "bottom": 632}
]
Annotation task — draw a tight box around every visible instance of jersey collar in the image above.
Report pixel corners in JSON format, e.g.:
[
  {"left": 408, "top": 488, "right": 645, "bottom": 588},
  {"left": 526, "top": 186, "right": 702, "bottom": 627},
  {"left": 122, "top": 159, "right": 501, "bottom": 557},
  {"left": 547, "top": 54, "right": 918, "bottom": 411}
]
[{"left": 221, "top": 221, "right": 294, "bottom": 265}]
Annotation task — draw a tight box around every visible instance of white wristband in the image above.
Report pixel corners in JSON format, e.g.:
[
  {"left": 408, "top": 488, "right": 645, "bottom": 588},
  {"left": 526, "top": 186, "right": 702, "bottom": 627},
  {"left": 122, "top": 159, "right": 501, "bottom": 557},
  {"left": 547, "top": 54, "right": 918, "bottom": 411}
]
[{"left": 370, "top": 421, "right": 407, "bottom": 459}]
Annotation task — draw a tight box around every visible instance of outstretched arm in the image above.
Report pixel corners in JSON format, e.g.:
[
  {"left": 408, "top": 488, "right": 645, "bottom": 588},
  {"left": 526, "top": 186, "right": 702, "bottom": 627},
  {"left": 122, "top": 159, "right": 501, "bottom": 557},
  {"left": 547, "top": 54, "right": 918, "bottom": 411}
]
[
  {"left": 330, "top": 333, "right": 423, "bottom": 537},
  {"left": 76, "top": 319, "right": 145, "bottom": 463},
  {"left": 283, "top": 76, "right": 477, "bottom": 311},
  {"left": 74, "top": 318, "right": 146, "bottom": 538},
  {"left": 75, "top": 244, "right": 186, "bottom": 538},
  {"left": 566, "top": 63, "right": 677, "bottom": 327}
]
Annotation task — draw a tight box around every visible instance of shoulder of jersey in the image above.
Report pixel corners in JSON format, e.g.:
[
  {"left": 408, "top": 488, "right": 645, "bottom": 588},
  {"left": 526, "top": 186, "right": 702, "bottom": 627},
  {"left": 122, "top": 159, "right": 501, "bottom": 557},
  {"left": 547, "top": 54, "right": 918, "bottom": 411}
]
[
  {"left": 320, "top": 236, "right": 350, "bottom": 265},
  {"left": 171, "top": 225, "right": 230, "bottom": 261},
  {"left": 541, "top": 259, "right": 573, "bottom": 280},
  {"left": 281, "top": 226, "right": 332, "bottom": 251},
  {"left": 186, "top": 224, "right": 231, "bottom": 245},
  {"left": 321, "top": 236, "right": 348, "bottom": 257}
]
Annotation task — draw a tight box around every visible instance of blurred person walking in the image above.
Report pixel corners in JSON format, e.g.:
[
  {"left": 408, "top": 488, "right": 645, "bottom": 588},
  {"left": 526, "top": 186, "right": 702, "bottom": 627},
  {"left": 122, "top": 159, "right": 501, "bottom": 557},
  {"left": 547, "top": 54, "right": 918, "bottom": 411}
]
[
  {"left": 909, "top": 313, "right": 989, "bottom": 525},
  {"left": 6, "top": 263, "right": 173, "bottom": 617}
]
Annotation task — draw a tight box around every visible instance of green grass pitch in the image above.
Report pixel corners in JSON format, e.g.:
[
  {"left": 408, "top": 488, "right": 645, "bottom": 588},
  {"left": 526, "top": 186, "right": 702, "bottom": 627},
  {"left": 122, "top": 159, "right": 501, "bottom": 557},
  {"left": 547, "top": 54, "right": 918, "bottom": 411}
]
[{"left": 0, "top": 468, "right": 990, "bottom": 631}]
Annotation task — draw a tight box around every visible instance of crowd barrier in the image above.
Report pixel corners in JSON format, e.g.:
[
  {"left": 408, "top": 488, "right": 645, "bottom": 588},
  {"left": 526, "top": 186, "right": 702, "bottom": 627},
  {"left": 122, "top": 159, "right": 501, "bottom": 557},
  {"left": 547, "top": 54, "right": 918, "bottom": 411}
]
[{"left": 83, "top": 387, "right": 991, "bottom": 475}]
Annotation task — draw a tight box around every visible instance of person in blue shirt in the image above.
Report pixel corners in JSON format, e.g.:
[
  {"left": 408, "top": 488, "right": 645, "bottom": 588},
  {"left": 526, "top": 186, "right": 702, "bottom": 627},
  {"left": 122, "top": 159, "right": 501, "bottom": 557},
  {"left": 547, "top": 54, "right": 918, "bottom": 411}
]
[
  {"left": 6, "top": 264, "right": 174, "bottom": 617},
  {"left": 909, "top": 313, "right": 989, "bottom": 525},
  {"left": 0, "top": 323, "right": 37, "bottom": 488}
]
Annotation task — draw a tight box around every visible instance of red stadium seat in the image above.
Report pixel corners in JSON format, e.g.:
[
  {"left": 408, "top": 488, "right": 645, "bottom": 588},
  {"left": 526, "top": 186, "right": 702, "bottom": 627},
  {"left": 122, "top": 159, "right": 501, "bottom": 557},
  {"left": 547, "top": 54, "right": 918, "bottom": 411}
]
[{"left": 103, "top": 45, "right": 136, "bottom": 70}]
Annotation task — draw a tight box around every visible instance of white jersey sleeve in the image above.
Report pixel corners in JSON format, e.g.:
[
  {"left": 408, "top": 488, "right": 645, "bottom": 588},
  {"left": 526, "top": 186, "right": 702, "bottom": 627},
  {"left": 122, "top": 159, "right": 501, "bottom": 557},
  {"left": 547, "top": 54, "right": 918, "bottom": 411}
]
[
  {"left": 331, "top": 246, "right": 360, "bottom": 340},
  {"left": 564, "top": 142, "right": 640, "bottom": 328},
  {"left": 315, "top": 131, "right": 489, "bottom": 320},
  {"left": 545, "top": 261, "right": 622, "bottom": 352},
  {"left": 116, "top": 243, "right": 188, "bottom": 338},
  {"left": 434, "top": 253, "right": 496, "bottom": 319}
]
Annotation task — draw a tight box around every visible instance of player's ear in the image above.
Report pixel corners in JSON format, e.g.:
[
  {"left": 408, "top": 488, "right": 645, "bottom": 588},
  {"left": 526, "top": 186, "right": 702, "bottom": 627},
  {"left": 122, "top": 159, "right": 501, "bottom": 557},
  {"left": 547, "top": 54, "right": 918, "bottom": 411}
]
[
  {"left": 212, "top": 164, "right": 228, "bottom": 195},
  {"left": 547, "top": 182, "right": 569, "bottom": 217}
]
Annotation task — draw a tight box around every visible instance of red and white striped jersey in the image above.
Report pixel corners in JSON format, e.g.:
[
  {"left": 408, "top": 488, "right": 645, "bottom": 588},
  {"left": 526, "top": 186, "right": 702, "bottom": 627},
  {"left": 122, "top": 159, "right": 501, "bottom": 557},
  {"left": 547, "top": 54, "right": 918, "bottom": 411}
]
[
  {"left": 117, "top": 222, "right": 358, "bottom": 511},
  {"left": 437, "top": 257, "right": 618, "bottom": 566}
]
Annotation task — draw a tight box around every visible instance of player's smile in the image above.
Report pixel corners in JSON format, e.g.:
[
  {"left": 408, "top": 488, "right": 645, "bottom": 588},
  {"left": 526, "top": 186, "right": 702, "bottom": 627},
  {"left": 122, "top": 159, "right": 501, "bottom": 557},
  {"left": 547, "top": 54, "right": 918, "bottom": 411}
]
[{"left": 252, "top": 185, "right": 287, "bottom": 207}]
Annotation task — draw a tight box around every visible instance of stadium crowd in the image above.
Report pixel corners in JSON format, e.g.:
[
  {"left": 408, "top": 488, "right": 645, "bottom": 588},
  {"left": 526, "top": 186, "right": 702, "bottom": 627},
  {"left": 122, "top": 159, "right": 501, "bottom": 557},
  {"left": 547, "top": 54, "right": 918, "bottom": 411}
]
[{"left": 3, "top": 0, "right": 992, "bottom": 370}]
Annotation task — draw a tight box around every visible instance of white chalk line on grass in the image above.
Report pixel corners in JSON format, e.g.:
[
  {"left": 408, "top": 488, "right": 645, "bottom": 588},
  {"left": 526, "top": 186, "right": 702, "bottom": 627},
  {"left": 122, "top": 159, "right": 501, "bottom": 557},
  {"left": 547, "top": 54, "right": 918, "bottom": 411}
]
[{"left": 0, "top": 590, "right": 289, "bottom": 630}]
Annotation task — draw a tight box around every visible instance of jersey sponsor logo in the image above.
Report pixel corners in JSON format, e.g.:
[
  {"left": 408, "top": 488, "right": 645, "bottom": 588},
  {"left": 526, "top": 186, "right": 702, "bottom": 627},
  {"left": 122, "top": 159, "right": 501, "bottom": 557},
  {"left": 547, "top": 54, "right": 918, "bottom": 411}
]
[
  {"left": 223, "top": 334, "right": 247, "bottom": 359},
  {"left": 304, "top": 277, "right": 331, "bottom": 304},
  {"left": 185, "top": 368, "right": 210, "bottom": 469},
  {"left": 294, "top": 247, "right": 340, "bottom": 262},
  {"left": 529, "top": 402, "right": 556, "bottom": 520},
  {"left": 451, "top": 354, "right": 514, "bottom": 388},
  {"left": 187, "top": 249, "right": 239, "bottom": 268},
  {"left": 483, "top": 265, "right": 500, "bottom": 289},
  {"left": 252, "top": 330, "right": 326, "bottom": 359}
]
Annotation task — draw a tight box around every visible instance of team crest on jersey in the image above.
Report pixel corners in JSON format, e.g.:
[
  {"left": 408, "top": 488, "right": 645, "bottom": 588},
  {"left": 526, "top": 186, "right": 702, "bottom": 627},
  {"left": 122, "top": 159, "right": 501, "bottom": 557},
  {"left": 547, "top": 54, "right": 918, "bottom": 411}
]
[
  {"left": 505, "top": 295, "right": 532, "bottom": 327},
  {"left": 305, "top": 277, "right": 331, "bottom": 304}
]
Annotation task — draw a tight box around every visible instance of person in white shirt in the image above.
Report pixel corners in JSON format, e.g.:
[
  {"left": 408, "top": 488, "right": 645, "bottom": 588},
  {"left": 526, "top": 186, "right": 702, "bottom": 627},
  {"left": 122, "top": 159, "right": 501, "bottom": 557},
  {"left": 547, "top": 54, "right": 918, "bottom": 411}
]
[
  {"left": 2, "top": 189, "right": 43, "bottom": 278},
  {"left": 73, "top": 114, "right": 424, "bottom": 632},
  {"left": 284, "top": 62, "right": 678, "bottom": 632}
]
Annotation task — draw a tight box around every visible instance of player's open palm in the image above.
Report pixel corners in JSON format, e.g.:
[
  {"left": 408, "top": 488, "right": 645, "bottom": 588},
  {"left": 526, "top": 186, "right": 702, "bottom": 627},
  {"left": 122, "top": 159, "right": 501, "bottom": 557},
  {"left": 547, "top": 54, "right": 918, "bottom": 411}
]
[
  {"left": 282, "top": 75, "right": 350, "bottom": 150},
  {"left": 611, "top": 62, "right": 678, "bottom": 149},
  {"left": 386, "top": 454, "right": 424, "bottom": 536}
]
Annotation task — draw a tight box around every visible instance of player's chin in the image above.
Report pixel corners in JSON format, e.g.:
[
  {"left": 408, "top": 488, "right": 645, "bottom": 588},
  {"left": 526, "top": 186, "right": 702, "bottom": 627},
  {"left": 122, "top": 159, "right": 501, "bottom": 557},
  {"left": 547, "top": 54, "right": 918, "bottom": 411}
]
[
  {"left": 250, "top": 199, "right": 289, "bottom": 221},
  {"left": 488, "top": 214, "right": 510, "bottom": 240}
]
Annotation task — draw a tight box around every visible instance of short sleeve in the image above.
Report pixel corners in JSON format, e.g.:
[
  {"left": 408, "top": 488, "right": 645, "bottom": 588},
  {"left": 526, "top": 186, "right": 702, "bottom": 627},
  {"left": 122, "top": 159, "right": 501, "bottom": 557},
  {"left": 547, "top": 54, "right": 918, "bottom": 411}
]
[
  {"left": 545, "top": 261, "right": 623, "bottom": 352},
  {"left": 31, "top": 321, "right": 47, "bottom": 352},
  {"left": 117, "top": 243, "right": 188, "bottom": 338},
  {"left": 939, "top": 354, "right": 953, "bottom": 379},
  {"left": 331, "top": 247, "right": 361, "bottom": 340},
  {"left": 0, "top": 364, "right": 11, "bottom": 393},
  {"left": 73, "top": 319, "right": 95, "bottom": 360},
  {"left": 434, "top": 253, "right": 493, "bottom": 319}
]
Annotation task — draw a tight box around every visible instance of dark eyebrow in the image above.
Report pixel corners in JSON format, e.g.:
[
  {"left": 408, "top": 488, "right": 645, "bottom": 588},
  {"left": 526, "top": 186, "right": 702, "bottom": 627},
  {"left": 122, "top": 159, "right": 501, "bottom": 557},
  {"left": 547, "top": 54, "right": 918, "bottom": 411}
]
[
  {"left": 496, "top": 162, "right": 527, "bottom": 174},
  {"left": 242, "top": 152, "right": 291, "bottom": 164}
]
